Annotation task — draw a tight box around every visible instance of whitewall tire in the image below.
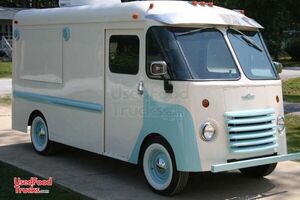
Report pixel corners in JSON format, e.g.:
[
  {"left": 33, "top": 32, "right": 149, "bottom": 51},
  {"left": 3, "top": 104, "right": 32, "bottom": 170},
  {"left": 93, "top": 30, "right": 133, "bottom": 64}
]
[
  {"left": 142, "top": 138, "right": 189, "bottom": 195},
  {"left": 30, "top": 116, "right": 56, "bottom": 155}
]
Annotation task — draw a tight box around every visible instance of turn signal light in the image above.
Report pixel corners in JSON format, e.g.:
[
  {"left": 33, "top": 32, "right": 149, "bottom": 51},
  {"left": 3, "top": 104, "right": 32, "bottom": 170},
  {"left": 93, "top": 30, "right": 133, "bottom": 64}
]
[
  {"left": 132, "top": 13, "right": 139, "bottom": 20},
  {"left": 202, "top": 99, "right": 210, "bottom": 108},
  {"left": 276, "top": 96, "right": 280, "bottom": 103}
]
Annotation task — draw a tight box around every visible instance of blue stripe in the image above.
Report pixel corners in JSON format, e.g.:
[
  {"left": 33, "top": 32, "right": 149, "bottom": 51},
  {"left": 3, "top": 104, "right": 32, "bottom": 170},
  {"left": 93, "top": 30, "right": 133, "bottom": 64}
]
[{"left": 13, "top": 91, "right": 103, "bottom": 113}]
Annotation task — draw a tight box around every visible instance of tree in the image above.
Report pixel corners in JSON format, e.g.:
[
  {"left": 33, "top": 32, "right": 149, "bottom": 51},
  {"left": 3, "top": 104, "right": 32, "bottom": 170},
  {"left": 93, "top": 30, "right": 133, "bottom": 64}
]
[{"left": 0, "top": 0, "right": 58, "bottom": 8}]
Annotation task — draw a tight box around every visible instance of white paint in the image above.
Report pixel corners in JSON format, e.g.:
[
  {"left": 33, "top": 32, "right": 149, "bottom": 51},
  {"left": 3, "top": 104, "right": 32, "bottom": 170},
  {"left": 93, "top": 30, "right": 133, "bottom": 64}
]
[{"left": 104, "top": 29, "right": 144, "bottom": 160}]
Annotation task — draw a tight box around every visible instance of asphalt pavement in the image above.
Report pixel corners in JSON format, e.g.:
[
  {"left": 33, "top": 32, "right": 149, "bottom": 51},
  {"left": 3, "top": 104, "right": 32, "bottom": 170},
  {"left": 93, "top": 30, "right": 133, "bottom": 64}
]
[
  {"left": 280, "top": 67, "right": 300, "bottom": 81},
  {"left": 0, "top": 130, "right": 300, "bottom": 200}
]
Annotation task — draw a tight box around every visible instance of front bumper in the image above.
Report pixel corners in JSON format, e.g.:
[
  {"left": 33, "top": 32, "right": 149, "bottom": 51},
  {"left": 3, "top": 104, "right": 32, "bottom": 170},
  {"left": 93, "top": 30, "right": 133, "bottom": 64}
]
[{"left": 211, "top": 152, "right": 300, "bottom": 173}]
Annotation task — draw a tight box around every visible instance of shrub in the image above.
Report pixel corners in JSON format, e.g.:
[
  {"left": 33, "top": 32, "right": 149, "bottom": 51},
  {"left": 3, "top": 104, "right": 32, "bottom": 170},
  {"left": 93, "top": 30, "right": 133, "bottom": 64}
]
[
  {"left": 285, "top": 38, "right": 300, "bottom": 61},
  {"left": 265, "top": 40, "right": 281, "bottom": 60}
]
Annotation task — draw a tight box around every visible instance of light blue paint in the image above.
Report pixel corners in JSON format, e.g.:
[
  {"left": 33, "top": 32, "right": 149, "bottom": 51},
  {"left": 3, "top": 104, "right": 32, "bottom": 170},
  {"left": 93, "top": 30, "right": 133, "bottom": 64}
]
[
  {"left": 148, "top": 149, "right": 171, "bottom": 185},
  {"left": 63, "top": 27, "right": 70, "bottom": 41},
  {"left": 228, "top": 123, "right": 276, "bottom": 132},
  {"left": 231, "top": 143, "right": 278, "bottom": 154},
  {"left": 13, "top": 91, "right": 103, "bottom": 113},
  {"left": 230, "top": 137, "right": 277, "bottom": 147},
  {"left": 225, "top": 108, "right": 274, "bottom": 118},
  {"left": 211, "top": 152, "right": 300, "bottom": 173},
  {"left": 225, "top": 108, "right": 278, "bottom": 154},
  {"left": 227, "top": 115, "right": 275, "bottom": 125},
  {"left": 129, "top": 91, "right": 201, "bottom": 172},
  {"left": 14, "top": 29, "right": 20, "bottom": 40},
  {"left": 229, "top": 130, "right": 276, "bottom": 140},
  {"left": 33, "top": 120, "right": 47, "bottom": 150}
]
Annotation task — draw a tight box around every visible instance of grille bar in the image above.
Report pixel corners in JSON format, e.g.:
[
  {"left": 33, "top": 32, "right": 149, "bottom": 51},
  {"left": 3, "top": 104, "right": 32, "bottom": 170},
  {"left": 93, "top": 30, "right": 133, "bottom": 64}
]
[
  {"left": 229, "top": 129, "right": 276, "bottom": 140},
  {"left": 231, "top": 143, "right": 278, "bottom": 154},
  {"left": 225, "top": 108, "right": 274, "bottom": 118},
  {"left": 230, "top": 137, "right": 277, "bottom": 147},
  {"left": 228, "top": 123, "right": 276, "bottom": 132},
  {"left": 227, "top": 115, "right": 275, "bottom": 125}
]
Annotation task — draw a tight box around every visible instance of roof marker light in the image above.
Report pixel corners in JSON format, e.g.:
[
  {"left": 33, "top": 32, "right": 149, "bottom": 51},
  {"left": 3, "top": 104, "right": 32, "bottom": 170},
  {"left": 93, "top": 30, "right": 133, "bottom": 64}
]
[
  {"left": 207, "top": 2, "right": 214, "bottom": 7},
  {"left": 132, "top": 13, "right": 139, "bottom": 20},
  {"left": 233, "top": 9, "right": 246, "bottom": 15},
  {"left": 200, "top": 1, "right": 206, "bottom": 6},
  {"left": 192, "top": 1, "right": 198, "bottom": 6}
]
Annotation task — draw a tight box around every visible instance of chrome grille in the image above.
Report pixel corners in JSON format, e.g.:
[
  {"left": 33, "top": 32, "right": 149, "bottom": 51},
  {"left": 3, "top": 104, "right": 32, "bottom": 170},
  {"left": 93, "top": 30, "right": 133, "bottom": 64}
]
[{"left": 225, "top": 109, "right": 278, "bottom": 154}]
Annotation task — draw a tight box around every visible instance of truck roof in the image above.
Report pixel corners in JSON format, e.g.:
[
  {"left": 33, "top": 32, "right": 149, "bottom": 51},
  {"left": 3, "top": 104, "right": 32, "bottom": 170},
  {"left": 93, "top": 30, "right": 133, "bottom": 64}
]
[{"left": 15, "top": 0, "right": 263, "bottom": 29}]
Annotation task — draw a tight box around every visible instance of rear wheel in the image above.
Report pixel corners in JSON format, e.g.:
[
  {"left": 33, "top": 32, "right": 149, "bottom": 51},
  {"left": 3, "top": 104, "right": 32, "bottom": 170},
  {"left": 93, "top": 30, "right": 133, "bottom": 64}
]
[
  {"left": 142, "top": 139, "right": 189, "bottom": 196},
  {"left": 239, "top": 163, "right": 277, "bottom": 178},
  {"left": 30, "top": 116, "right": 56, "bottom": 155}
]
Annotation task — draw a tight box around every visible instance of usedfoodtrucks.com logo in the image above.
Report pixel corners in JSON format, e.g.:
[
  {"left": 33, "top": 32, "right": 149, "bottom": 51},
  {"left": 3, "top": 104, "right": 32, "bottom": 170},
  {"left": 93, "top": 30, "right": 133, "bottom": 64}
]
[{"left": 14, "top": 177, "right": 53, "bottom": 194}]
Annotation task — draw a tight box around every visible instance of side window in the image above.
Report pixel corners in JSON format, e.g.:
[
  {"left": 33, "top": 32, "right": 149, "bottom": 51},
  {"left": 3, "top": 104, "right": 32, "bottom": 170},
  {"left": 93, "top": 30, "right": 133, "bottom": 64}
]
[{"left": 109, "top": 35, "right": 139, "bottom": 75}]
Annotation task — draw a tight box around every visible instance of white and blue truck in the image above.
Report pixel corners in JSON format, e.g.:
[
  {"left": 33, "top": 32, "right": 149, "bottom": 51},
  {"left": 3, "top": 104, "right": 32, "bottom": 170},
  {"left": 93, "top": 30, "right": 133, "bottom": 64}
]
[{"left": 12, "top": 0, "right": 300, "bottom": 195}]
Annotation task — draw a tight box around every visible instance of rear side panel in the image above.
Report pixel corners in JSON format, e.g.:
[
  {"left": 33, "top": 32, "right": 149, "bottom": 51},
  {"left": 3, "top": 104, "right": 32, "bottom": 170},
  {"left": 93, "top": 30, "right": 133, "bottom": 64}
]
[{"left": 12, "top": 23, "right": 105, "bottom": 154}]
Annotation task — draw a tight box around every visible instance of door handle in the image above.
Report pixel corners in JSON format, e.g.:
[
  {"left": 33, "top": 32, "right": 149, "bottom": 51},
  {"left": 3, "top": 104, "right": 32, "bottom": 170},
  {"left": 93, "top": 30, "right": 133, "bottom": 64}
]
[{"left": 137, "top": 81, "right": 144, "bottom": 95}]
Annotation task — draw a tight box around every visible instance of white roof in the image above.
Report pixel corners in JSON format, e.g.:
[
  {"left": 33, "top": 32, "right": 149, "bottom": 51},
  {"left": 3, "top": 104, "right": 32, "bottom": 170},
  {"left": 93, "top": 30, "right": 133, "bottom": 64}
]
[
  {"left": 0, "top": 7, "right": 23, "bottom": 20},
  {"left": 15, "top": 0, "right": 263, "bottom": 29}
]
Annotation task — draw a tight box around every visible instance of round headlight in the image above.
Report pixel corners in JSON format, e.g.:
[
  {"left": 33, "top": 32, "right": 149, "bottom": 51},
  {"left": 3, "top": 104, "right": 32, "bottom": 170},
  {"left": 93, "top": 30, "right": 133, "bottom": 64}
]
[
  {"left": 201, "top": 122, "right": 216, "bottom": 142},
  {"left": 277, "top": 115, "right": 285, "bottom": 133}
]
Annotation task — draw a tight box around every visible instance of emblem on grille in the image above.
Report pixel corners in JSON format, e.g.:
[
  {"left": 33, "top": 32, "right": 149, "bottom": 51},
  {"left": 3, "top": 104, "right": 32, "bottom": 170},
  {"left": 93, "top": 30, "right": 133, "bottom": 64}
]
[{"left": 242, "top": 94, "right": 255, "bottom": 100}]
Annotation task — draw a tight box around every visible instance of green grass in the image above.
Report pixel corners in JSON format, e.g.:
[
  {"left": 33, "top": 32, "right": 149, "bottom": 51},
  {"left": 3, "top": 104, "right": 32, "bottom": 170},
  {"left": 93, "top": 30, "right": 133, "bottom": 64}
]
[
  {"left": 286, "top": 115, "right": 300, "bottom": 155},
  {"left": 0, "top": 161, "right": 90, "bottom": 200},
  {"left": 282, "top": 77, "right": 300, "bottom": 103},
  {"left": 0, "top": 61, "right": 12, "bottom": 78},
  {"left": 0, "top": 95, "right": 11, "bottom": 106}
]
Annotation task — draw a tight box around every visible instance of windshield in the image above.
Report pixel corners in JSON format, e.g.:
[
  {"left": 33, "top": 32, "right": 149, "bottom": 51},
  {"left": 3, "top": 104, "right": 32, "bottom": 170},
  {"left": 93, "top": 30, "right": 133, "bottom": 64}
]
[
  {"left": 228, "top": 29, "right": 277, "bottom": 80},
  {"left": 146, "top": 27, "right": 240, "bottom": 80}
]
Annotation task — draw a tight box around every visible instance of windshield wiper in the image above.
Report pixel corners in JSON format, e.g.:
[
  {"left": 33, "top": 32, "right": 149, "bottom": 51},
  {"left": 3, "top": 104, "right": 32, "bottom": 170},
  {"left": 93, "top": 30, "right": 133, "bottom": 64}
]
[
  {"left": 176, "top": 28, "right": 203, "bottom": 36},
  {"left": 229, "top": 28, "right": 263, "bottom": 52}
]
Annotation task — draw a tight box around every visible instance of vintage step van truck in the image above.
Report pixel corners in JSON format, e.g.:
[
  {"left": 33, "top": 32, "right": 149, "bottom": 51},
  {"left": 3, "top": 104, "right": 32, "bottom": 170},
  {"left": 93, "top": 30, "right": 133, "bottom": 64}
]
[{"left": 12, "top": 0, "right": 300, "bottom": 195}]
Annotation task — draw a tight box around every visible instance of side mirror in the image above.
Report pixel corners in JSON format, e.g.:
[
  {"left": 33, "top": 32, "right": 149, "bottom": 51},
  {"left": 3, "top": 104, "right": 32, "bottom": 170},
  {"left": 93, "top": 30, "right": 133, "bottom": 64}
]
[
  {"left": 150, "top": 61, "right": 168, "bottom": 76},
  {"left": 150, "top": 61, "right": 173, "bottom": 93},
  {"left": 273, "top": 61, "right": 283, "bottom": 74}
]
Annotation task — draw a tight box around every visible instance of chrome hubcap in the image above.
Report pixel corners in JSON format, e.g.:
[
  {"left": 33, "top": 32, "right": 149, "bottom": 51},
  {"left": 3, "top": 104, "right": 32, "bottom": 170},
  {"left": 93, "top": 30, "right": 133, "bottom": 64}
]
[
  {"left": 38, "top": 128, "right": 46, "bottom": 137},
  {"left": 155, "top": 157, "right": 167, "bottom": 173}
]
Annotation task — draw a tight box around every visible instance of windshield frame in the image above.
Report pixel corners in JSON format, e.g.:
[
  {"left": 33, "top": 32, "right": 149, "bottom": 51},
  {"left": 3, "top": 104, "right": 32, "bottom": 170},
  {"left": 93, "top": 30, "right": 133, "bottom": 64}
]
[
  {"left": 227, "top": 28, "right": 280, "bottom": 81},
  {"left": 145, "top": 26, "right": 241, "bottom": 82}
]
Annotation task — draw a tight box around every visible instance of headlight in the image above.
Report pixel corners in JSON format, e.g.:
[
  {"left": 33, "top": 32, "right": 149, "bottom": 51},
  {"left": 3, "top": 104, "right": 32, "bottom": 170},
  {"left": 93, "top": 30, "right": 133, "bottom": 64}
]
[
  {"left": 201, "top": 122, "right": 216, "bottom": 142},
  {"left": 277, "top": 115, "right": 285, "bottom": 133}
]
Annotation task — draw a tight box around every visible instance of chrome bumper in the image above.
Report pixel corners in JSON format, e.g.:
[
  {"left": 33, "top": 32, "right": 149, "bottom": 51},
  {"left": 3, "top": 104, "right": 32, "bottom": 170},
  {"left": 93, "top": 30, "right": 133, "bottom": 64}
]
[{"left": 211, "top": 152, "right": 300, "bottom": 173}]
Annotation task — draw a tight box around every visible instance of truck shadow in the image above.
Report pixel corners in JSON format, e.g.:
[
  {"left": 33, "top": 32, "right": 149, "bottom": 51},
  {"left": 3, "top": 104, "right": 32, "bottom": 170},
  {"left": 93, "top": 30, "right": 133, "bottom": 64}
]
[{"left": 0, "top": 142, "right": 291, "bottom": 200}]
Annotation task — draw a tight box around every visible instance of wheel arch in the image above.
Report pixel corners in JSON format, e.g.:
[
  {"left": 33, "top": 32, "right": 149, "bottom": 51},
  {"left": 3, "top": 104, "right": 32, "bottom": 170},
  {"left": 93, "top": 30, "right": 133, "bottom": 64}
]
[
  {"left": 28, "top": 110, "right": 46, "bottom": 126},
  {"left": 138, "top": 133, "right": 175, "bottom": 166}
]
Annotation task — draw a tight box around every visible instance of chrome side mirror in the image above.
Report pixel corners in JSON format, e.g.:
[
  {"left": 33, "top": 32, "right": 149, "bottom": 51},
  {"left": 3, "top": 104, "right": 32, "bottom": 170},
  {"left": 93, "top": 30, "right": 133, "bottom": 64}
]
[
  {"left": 150, "top": 61, "right": 168, "bottom": 76},
  {"left": 273, "top": 61, "right": 283, "bottom": 74}
]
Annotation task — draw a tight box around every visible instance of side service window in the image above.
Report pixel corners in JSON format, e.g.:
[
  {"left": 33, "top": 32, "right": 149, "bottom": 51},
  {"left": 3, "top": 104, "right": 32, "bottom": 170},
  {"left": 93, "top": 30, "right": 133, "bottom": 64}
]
[{"left": 109, "top": 35, "right": 139, "bottom": 75}]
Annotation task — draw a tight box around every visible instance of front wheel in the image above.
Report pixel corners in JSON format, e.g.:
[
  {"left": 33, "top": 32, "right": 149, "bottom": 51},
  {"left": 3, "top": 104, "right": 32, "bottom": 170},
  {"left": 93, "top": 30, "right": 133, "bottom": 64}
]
[
  {"left": 239, "top": 163, "right": 277, "bottom": 178},
  {"left": 142, "top": 139, "right": 189, "bottom": 196}
]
